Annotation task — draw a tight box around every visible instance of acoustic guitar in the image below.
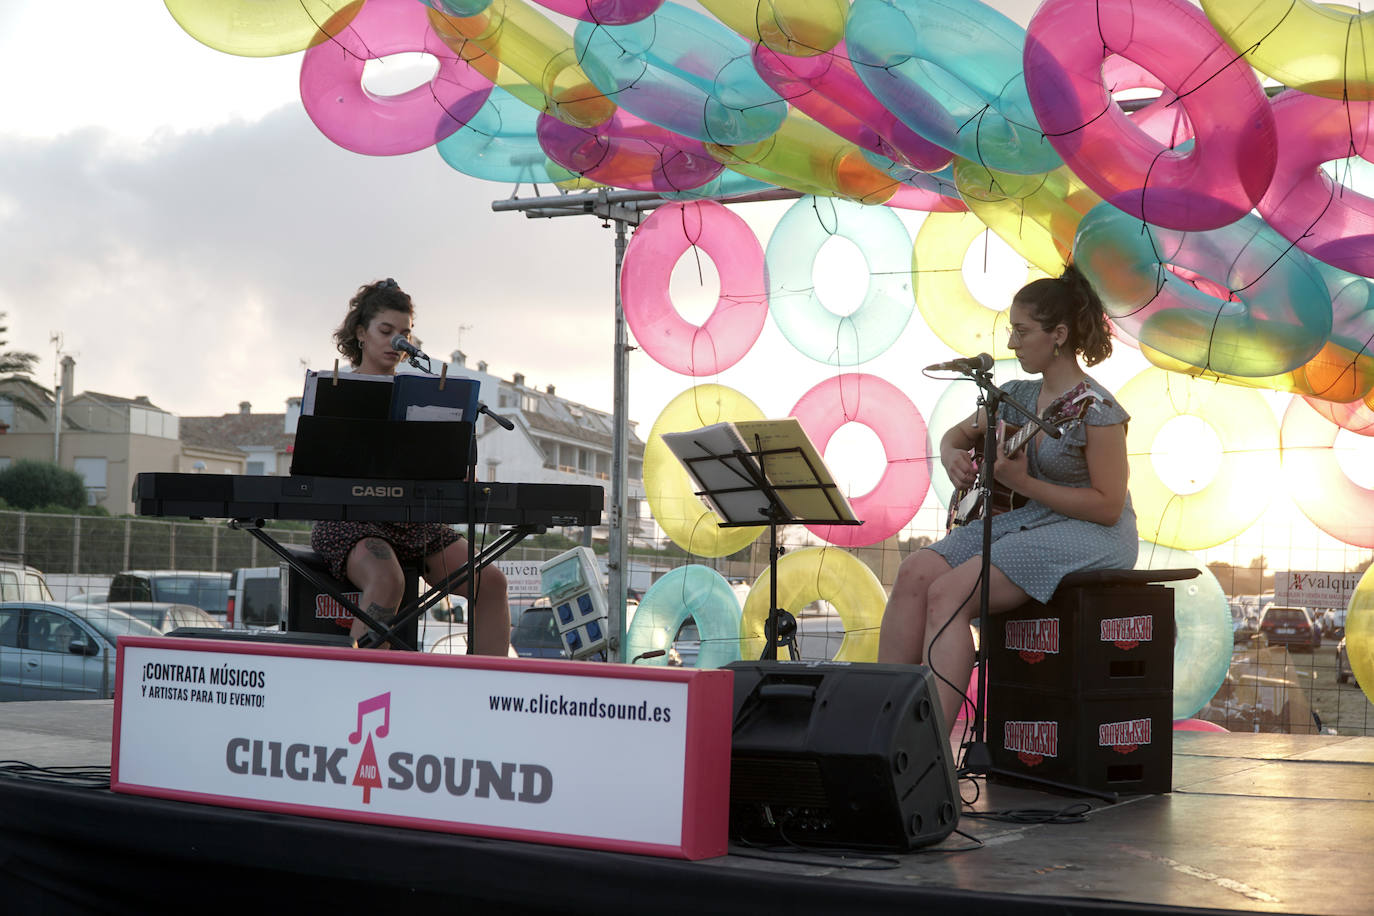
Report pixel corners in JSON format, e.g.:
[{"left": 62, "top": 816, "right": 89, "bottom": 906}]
[{"left": 945, "top": 380, "right": 1101, "bottom": 532}]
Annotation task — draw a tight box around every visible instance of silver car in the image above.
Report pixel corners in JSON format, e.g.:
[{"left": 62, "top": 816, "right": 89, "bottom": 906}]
[{"left": 0, "top": 601, "right": 161, "bottom": 701}]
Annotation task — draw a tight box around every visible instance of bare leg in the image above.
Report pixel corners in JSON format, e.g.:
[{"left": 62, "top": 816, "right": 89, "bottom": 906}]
[
  {"left": 877, "top": 549, "right": 951, "bottom": 664},
  {"left": 425, "top": 538, "right": 511, "bottom": 657},
  {"left": 923, "top": 556, "right": 1028, "bottom": 729},
  {"left": 344, "top": 538, "right": 405, "bottom": 649}
]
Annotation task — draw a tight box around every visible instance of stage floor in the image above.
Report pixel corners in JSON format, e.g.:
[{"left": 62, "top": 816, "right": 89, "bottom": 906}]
[{"left": 1, "top": 700, "right": 1371, "bottom": 916}]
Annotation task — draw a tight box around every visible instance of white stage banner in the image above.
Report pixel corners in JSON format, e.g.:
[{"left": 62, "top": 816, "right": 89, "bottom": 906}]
[{"left": 112, "top": 637, "right": 732, "bottom": 859}]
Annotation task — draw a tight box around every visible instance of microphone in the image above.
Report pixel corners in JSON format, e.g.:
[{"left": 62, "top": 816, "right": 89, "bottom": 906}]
[
  {"left": 925, "top": 353, "right": 994, "bottom": 374},
  {"left": 389, "top": 333, "right": 430, "bottom": 364}
]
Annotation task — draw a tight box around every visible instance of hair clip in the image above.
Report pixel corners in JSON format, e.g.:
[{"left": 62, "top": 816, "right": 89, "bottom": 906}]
[{"left": 379, "top": 277, "right": 398, "bottom": 290}]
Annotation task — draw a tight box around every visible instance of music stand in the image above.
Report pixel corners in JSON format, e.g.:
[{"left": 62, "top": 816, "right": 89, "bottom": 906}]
[{"left": 663, "top": 419, "right": 860, "bottom": 660}]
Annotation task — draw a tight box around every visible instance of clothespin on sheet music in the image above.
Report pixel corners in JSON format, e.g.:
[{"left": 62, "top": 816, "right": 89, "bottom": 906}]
[
  {"left": 439, "top": 363, "right": 447, "bottom": 391},
  {"left": 332, "top": 359, "right": 339, "bottom": 386}
]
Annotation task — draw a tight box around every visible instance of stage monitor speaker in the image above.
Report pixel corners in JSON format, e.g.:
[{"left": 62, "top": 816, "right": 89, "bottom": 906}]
[{"left": 725, "top": 661, "right": 960, "bottom": 851}]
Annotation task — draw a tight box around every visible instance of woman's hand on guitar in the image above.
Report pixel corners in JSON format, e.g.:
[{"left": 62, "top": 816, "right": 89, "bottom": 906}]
[{"left": 942, "top": 446, "right": 978, "bottom": 490}]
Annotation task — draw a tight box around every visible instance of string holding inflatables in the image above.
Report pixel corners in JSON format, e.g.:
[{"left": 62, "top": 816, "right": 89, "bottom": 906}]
[
  {"left": 642, "top": 384, "right": 767, "bottom": 557},
  {"left": 1023, "top": 0, "right": 1276, "bottom": 232},
  {"left": 1280, "top": 396, "right": 1374, "bottom": 549},
  {"left": 847, "top": 0, "right": 1061, "bottom": 176},
  {"left": 299, "top": 0, "right": 499, "bottom": 156},
  {"left": 766, "top": 196, "right": 913, "bottom": 365},
  {"left": 623, "top": 565, "right": 742, "bottom": 668},
  {"left": 789, "top": 374, "right": 929, "bottom": 548},
  {"left": 739, "top": 547, "right": 887, "bottom": 661},
  {"left": 1258, "top": 91, "right": 1374, "bottom": 278},
  {"left": 528, "top": 0, "right": 664, "bottom": 26},
  {"left": 1201, "top": 0, "right": 1374, "bottom": 102},
  {"left": 537, "top": 110, "right": 725, "bottom": 192},
  {"left": 431, "top": 0, "right": 616, "bottom": 129},
  {"left": 700, "top": 0, "right": 848, "bottom": 57},
  {"left": 1074, "top": 203, "right": 1331, "bottom": 379},
  {"left": 1135, "top": 542, "right": 1231, "bottom": 721},
  {"left": 574, "top": 2, "right": 787, "bottom": 146},
  {"left": 751, "top": 43, "right": 951, "bottom": 174},
  {"left": 1119, "top": 368, "right": 1280, "bottom": 551},
  {"left": 437, "top": 86, "right": 564, "bottom": 184},
  {"left": 952, "top": 159, "right": 1099, "bottom": 277},
  {"left": 913, "top": 211, "right": 1049, "bottom": 360},
  {"left": 166, "top": 0, "right": 360, "bottom": 57},
  {"left": 620, "top": 201, "right": 768, "bottom": 376}
]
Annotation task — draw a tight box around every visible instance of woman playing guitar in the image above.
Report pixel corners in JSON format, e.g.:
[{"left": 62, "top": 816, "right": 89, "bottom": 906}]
[{"left": 877, "top": 263, "right": 1137, "bottom": 733}]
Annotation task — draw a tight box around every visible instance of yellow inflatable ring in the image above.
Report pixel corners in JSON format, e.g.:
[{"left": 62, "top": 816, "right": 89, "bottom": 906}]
[{"left": 739, "top": 547, "right": 886, "bottom": 661}]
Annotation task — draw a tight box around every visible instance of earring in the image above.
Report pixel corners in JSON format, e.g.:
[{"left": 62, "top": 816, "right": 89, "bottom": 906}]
[{"left": 1053, "top": 342, "right": 1060, "bottom": 358}]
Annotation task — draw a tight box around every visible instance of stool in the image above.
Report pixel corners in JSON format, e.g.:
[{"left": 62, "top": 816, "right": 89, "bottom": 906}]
[
  {"left": 282, "top": 544, "right": 421, "bottom": 649},
  {"left": 984, "top": 567, "right": 1196, "bottom": 795}
]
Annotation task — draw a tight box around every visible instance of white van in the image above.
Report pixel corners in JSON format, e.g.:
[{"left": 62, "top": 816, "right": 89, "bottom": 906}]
[{"left": 227, "top": 565, "right": 289, "bottom": 630}]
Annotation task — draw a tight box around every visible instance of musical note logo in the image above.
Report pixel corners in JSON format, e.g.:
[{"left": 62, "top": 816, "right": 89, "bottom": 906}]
[{"left": 348, "top": 692, "right": 391, "bottom": 745}]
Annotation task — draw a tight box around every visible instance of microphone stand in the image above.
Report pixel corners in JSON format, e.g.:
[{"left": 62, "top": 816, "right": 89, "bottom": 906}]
[{"left": 954, "top": 366, "right": 1116, "bottom": 801}]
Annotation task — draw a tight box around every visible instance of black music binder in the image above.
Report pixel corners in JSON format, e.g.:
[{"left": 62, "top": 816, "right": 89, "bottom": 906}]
[{"left": 291, "top": 370, "right": 478, "bottom": 479}]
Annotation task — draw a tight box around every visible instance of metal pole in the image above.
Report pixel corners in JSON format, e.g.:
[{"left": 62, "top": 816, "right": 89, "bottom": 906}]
[{"left": 608, "top": 218, "right": 631, "bottom": 661}]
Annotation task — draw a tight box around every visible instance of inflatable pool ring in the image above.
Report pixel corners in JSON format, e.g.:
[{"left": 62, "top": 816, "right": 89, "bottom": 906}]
[
  {"left": 436, "top": 86, "right": 562, "bottom": 184},
  {"left": 430, "top": 0, "right": 616, "bottom": 129},
  {"left": 574, "top": 4, "right": 787, "bottom": 146},
  {"left": 643, "top": 385, "right": 768, "bottom": 557},
  {"left": 537, "top": 109, "right": 725, "bottom": 192},
  {"left": 1308, "top": 393, "right": 1374, "bottom": 438},
  {"left": 660, "top": 170, "right": 776, "bottom": 201},
  {"left": 914, "top": 211, "right": 1049, "bottom": 359},
  {"left": 1074, "top": 203, "right": 1331, "bottom": 379},
  {"left": 846, "top": 0, "right": 1062, "bottom": 176},
  {"left": 927, "top": 358, "right": 1032, "bottom": 510},
  {"left": 1345, "top": 565, "right": 1374, "bottom": 708},
  {"left": 1201, "top": 1, "right": 1374, "bottom": 101},
  {"left": 1136, "top": 541, "right": 1231, "bottom": 720},
  {"left": 739, "top": 547, "right": 887, "bottom": 661},
  {"left": 1120, "top": 369, "right": 1280, "bottom": 551},
  {"left": 1173, "top": 718, "right": 1228, "bottom": 733},
  {"left": 1024, "top": 0, "right": 1276, "bottom": 231},
  {"left": 529, "top": 0, "right": 663, "bottom": 26},
  {"left": 885, "top": 181, "right": 967, "bottom": 214},
  {"left": 766, "top": 196, "right": 913, "bottom": 365},
  {"left": 299, "top": 0, "right": 498, "bottom": 156},
  {"left": 700, "top": 0, "right": 848, "bottom": 57},
  {"left": 707, "top": 111, "right": 901, "bottom": 204},
  {"left": 1258, "top": 91, "right": 1374, "bottom": 277},
  {"left": 623, "top": 565, "right": 742, "bottom": 668},
  {"left": 952, "top": 159, "right": 1100, "bottom": 277},
  {"left": 752, "top": 43, "right": 951, "bottom": 173},
  {"left": 1100, "top": 56, "right": 1194, "bottom": 149},
  {"left": 1280, "top": 396, "right": 1374, "bottom": 548},
  {"left": 166, "top": 0, "right": 360, "bottom": 57},
  {"left": 620, "top": 201, "right": 767, "bottom": 376},
  {"left": 789, "top": 374, "right": 928, "bottom": 548}
]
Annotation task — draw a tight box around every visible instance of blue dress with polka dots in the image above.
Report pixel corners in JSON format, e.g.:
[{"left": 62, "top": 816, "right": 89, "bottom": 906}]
[{"left": 928, "top": 376, "right": 1137, "bottom": 603}]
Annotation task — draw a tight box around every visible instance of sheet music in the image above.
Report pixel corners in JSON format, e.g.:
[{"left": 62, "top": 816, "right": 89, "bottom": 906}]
[{"left": 661, "top": 418, "right": 857, "bottom": 525}]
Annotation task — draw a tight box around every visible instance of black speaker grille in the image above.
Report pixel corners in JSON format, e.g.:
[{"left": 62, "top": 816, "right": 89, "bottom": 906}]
[{"left": 730, "top": 756, "right": 827, "bottom": 806}]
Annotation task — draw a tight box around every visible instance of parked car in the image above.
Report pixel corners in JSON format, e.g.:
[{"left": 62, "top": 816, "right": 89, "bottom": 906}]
[
  {"left": 1337, "top": 636, "right": 1355, "bottom": 685},
  {"left": 64, "top": 592, "right": 110, "bottom": 605},
  {"left": 1230, "top": 603, "right": 1261, "bottom": 644},
  {"left": 0, "top": 601, "right": 162, "bottom": 701},
  {"left": 108, "top": 570, "right": 232, "bottom": 622},
  {"left": 510, "top": 607, "right": 568, "bottom": 659},
  {"left": 1257, "top": 605, "right": 1322, "bottom": 650},
  {"left": 227, "top": 566, "right": 288, "bottom": 630},
  {"left": 107, "top": 601, "right": 221, "bottom": 634},
  {"left": 0, "top": 558, "right": 54, "bottom": 602},
  {"left": 667, "top": 618, "right": 701, "bottom": 667}
]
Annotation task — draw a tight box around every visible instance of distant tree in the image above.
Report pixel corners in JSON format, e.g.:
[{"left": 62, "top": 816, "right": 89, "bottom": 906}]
[
  {"left": 0, "top": 460, "right": 88, "bottom": 511},
  {"left": 1248, "top": 555, "right": 1268, "bottom": 570},
  {"left": 1352, "top": 556, "right": 1373, "bottom": 576},
  {"left": 0, "top": 312, "right": 38, "bottom": 377}
]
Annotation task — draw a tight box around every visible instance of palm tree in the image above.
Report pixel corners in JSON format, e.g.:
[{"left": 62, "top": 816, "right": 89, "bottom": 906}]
[{"left": 0, "top": 312, "right": 46, "bottom": 421}]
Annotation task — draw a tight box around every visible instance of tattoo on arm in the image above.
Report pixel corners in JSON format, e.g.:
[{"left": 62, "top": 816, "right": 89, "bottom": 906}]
[{"left": 363, "top": 539, "right": 395, "bottom": 561}]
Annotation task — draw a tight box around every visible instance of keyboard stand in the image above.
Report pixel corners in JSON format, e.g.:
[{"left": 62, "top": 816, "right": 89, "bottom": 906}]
[{"left": 228, "top": 519, "right": 539, "bottom": 651}]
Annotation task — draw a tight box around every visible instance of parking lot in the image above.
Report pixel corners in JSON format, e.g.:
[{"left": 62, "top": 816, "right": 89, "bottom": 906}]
[{"left": 1275, "top": 643, "right": 1370, "bottom": 735}]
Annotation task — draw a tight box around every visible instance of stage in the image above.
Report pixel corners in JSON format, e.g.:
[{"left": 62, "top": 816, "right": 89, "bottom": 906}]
[{"left": 1, "top": 699, "right": 1370, "bottom": 916}]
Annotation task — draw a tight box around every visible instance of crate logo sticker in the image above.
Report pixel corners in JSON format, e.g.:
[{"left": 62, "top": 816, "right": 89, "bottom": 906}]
[
  {"left": 1003, "top": 720, "right": 1058, "bottom": 767},
  {"left": 1098, "top": 717, "right": 1151, "bottom": 755},
  {"left": 1099, "top": 615, "right": 1153, "bottom": 650},
  {"left": 1004, "top": 617, "right": 1060, "bottom": 663},
  {"left": 316, "top": 591, "right": 363, "bottom": 630}
]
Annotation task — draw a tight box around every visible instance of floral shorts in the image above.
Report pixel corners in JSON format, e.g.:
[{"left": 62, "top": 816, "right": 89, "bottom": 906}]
[{"left": 309, "top": 521, "right": 461, "bottom": 582}]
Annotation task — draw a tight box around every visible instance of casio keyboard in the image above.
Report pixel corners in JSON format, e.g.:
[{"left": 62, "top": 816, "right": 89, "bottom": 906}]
[
  {"left": 133, "top": 472, "right": 604, "bottom": 652},
  {"left": 133, "top": 472, "right": 603, "bottom": 527}
]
